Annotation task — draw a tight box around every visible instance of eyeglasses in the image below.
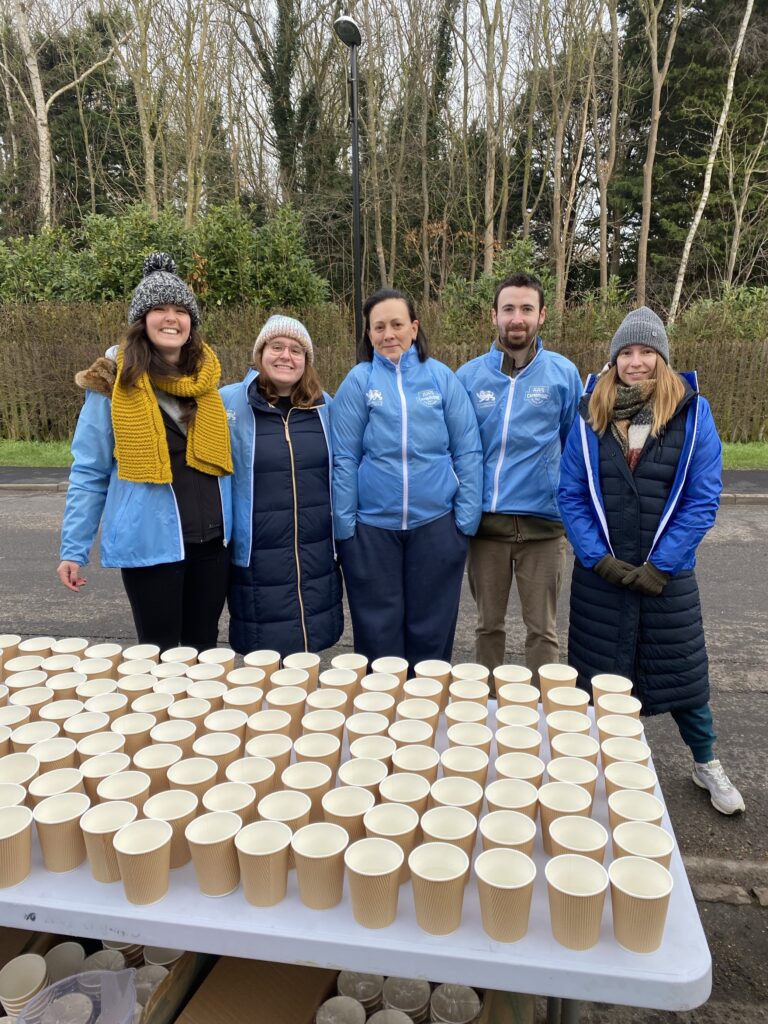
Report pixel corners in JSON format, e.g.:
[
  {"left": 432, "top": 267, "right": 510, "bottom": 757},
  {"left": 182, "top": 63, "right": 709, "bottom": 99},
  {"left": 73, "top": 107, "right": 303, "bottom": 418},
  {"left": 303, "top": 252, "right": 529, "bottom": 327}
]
[{"left": 266, "top": 341, "right": 306, "bottom": 359}]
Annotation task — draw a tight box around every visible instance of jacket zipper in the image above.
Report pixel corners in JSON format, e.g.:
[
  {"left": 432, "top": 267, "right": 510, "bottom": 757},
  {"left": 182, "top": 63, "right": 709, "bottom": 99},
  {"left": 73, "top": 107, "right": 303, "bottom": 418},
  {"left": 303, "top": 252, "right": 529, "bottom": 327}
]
[
  {"left": 283, "top": 409, "right": 309, "bottom": 650},
  {"left": 491, "top": 378, "right": 516, "bottom": 512},
  {"left": 315, "top": 407, "right": 337, "bottom": 557},
  {"left": 395, "top": 361, "right": 409, "bottom": 529}
]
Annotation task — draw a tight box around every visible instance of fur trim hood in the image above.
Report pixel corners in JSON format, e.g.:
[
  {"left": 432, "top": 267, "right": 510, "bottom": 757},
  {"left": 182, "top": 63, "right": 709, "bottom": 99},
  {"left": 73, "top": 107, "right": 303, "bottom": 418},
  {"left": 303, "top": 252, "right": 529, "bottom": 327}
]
[{"left": 75, "top": 356, "right": 116, "bottom": 397}]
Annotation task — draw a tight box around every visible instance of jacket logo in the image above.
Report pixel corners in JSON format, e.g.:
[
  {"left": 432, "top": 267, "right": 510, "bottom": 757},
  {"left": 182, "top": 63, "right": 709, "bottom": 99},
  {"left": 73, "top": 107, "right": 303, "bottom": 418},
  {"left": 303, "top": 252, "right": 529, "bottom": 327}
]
[
  {"left": 525, "top": 385, "right": 551, "bottom": 406},
  {"left": 226, "top": 408, "right": 236, "bottom": 422},
  {"left": 418, "top": 389, "right": 441, "bottom": 407},
  {"left": 366, "top": 388, "right": 383, "bottom": 405},
  {"left": 476, "top": 389, "right": 496, "bottom": 407}
]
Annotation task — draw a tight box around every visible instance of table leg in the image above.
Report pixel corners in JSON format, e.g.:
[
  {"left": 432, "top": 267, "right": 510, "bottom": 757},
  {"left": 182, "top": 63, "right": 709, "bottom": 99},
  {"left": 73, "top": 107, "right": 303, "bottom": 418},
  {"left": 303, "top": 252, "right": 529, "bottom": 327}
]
[
  {"left": 483, "top": 989, "right": 536, "bottom": 1024},
  {"left": 546, "top": 997, "right": 562, "bottom": 1024},
  {"left": 560, "top": 999, "right": 581, "bottom": 1024}
]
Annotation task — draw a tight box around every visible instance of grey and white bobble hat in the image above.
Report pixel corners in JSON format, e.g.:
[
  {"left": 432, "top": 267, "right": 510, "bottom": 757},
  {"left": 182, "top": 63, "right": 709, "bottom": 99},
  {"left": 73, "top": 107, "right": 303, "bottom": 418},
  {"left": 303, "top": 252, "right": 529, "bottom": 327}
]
[
  {"left": 128, "top": 252, "right": 201, "bottom": 326},
  {"left": 609, "top": 306, "right": 669, "bottom": 365}
]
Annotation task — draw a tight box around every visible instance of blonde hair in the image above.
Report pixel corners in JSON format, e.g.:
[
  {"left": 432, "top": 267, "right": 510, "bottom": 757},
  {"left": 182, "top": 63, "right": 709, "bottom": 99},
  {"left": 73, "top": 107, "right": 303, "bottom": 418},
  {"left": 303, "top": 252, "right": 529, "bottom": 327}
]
[{"left": 588, "top": 359, "right": 686, "bottom": 437}]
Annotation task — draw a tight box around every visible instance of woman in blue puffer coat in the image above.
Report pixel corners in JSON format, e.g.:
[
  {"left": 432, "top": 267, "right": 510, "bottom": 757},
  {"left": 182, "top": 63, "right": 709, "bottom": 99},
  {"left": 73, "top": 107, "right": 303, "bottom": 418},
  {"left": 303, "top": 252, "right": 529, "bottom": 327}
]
[
  {"left": 331, "top": 288, "right": 482, "bottom": 667},
  {"left": 221, "top": 315, "right": 343, "bottom": 657},
  {"left": 558, "top": 306, "right": 744, "bottom": 816}
]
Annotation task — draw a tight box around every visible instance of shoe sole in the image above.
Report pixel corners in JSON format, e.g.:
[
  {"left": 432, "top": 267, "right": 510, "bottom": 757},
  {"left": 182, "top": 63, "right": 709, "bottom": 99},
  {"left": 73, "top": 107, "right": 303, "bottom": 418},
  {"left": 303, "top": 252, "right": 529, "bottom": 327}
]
[{"left": 692, "top": 772, "right": 745, "bottom": 815}]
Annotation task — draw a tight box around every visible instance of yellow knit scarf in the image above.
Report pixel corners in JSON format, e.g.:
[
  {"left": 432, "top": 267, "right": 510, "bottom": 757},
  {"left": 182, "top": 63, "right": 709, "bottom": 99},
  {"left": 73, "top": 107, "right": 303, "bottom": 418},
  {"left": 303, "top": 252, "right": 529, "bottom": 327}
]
[{"left": 112, "top": 344, "right": 233, "bottom": 484}]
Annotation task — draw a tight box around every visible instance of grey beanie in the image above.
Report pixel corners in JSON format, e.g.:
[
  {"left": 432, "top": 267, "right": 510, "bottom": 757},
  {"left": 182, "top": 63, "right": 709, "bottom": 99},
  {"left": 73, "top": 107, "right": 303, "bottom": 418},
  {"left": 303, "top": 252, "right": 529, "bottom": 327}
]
[
  {"left": 609, "top": 306, "right": 669, "bottom": 365},
  {"left": 128, "top": 252, "right": 201, "bottom": 326}
]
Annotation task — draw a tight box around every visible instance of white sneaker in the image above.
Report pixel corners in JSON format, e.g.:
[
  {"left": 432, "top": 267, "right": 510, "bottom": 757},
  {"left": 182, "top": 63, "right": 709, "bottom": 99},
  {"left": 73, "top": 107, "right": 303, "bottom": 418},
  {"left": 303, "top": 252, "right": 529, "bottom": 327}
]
[{"left": 692, "top": 759, "right": 745, "bottom": 815}]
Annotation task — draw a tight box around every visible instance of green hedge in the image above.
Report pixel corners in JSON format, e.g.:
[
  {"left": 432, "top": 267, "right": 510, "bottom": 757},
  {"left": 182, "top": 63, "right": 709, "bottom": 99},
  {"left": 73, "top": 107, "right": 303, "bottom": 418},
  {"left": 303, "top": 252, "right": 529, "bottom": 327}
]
[{"left": 1, "top": 299, "right": 766, "bottom": 442}]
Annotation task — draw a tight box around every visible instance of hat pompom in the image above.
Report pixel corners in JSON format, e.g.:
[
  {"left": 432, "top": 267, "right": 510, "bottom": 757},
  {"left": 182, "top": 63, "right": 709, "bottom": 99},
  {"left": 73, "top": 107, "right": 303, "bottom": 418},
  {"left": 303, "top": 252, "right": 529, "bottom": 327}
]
[{"left": 142, "top": 252, "right": 177, "bottom": 277}]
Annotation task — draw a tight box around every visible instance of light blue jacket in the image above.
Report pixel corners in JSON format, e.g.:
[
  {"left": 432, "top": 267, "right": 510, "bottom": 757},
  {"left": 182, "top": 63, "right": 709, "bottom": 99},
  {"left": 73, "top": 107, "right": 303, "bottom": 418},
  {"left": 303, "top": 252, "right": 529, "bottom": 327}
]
[
  {"left": 456, "top": 340, "right": 582, "bottom": 521},
  {"left": 330, "top": 347, "right": 482, "bottom": 539},
  {"left": 220, "top": 369, "right": 335, "bottom": 567},
  {"left": 59, "top": 389, "right": 232, "bottom": 568}
]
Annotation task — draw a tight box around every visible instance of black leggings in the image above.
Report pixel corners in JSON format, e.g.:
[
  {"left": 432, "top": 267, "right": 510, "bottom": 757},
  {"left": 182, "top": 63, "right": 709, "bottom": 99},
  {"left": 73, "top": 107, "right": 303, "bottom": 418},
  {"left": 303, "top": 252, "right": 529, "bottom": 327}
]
[{"left": 121, "top": 539, "right": 230, "bottom": 652}]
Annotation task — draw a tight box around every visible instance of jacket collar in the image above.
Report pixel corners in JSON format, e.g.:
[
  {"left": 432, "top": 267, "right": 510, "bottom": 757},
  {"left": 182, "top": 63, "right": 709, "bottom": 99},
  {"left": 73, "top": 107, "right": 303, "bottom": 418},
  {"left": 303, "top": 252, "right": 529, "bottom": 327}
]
[
  {"left": 372, "top": 345, "right": 420, "bottom": 372},
  {"left": 487, "top": 336, "right": 543, "bottom": 370}
]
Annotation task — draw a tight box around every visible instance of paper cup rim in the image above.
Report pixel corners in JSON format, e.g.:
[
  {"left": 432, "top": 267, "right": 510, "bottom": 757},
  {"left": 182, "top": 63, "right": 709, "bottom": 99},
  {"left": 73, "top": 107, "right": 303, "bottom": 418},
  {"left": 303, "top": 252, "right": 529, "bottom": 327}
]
[
  {"left": 235, "top": 818, "right": 292, "bottom": 855},
  {"left": 32, "top": 791, "right": 90, "bottom": 823},
  {"left": 549, "top": 814, "right": 608, "bottom": 851},
  {"left": 407, "top": 841, "right": 469, "bottom": 880},
  {"left": 344, "top": 836, "right": 404, "bottom": 875},
  {"left": 478, "top": 809, "right": 537, "bottom": 844},
  {"left": 608, "top": 855, "right": 673, "bottom": 898},
  {"left": 0, "top": 804, "right": 33, "bottom": 837},
  {"left": 143, "top": 789, "right": 199, "bottom": 820},
  {"left": 420, "top": 805, "right": 477, "bottom": 840},
  {"left": 538, "top": 781, "right": 592, "bottom": 813},
  {"left": 322, "top": 786, "right": 376, "bottom": 817},
  {"left": 80, "top": 799, "right": 138, "bottom": 834},
  {"left": 544, "top": 853, "right": 609, "bottom": 896},
  {"left": 474, "top": 847, "right": 536, "bottom": 888},
  {"left": 612, "top": 820, "right": 675, "bottom": 858},
  {"left": 185, "top": 810, "right": 242, "bottom": 844},
  {"left": 258, "top": 789, "right": 312, "bottom": 820},
  {"left": 607, "top": 789, "right": 664, "bottom": 821},
  {"left": 290, "top": 821, "right": 349, "bottom": 857},
  {"left": 363, "top": 802, "right": 419, "bottom": 836}
]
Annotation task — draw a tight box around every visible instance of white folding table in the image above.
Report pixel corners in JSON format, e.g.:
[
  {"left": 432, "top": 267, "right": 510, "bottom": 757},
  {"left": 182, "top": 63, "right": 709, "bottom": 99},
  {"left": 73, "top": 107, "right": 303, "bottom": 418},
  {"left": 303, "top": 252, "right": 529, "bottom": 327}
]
[{"left": 0, "top": 706, "right": 711, "bottom": 1018}]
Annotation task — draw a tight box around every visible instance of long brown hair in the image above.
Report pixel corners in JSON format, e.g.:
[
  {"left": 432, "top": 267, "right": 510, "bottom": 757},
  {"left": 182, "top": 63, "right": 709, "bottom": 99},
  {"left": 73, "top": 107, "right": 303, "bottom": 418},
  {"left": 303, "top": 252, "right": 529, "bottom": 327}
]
[
  {"left": 119, "top": 320, "right": 204, "bottom": 387},
  {"left": 253, "top": 355, "right": 324, "bottom": 408},
  {"left": 588, "top": 359, "right": 686, "bottom": 437}
]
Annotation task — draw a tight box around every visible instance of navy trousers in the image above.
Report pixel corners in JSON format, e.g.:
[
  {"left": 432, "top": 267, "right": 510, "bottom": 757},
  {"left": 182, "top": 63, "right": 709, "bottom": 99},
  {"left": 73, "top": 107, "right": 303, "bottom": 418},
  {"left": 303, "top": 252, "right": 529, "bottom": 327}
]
[{"left": 338, "top": 513, "right": 469, "bottom": 669}]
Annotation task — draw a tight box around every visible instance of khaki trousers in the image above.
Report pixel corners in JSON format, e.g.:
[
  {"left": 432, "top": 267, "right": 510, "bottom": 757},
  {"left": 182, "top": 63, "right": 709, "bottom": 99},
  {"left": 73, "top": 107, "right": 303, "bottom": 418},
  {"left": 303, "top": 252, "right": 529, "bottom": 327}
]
[{"left": 467, "top": 534, "right": 566, "bottom": 678}]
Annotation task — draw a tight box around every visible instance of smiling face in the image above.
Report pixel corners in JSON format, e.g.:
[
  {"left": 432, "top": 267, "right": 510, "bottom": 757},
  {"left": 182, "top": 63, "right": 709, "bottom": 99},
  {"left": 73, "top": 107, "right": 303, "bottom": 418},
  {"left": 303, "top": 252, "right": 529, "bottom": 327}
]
[
  {"left": 367, "top": 298, "right": 419, "bottom": 363},
  {"left": 615, "top": 345, "right": 658, "bottom": 385},
  {"left": 145, "top": 305, "right": 192, "bottom": 364},
  {"left": 259, "top": 336, "right": 307, "bottom": 395},
  {"left": 492, "top": 286, "right": 546, "bottom": 352}
]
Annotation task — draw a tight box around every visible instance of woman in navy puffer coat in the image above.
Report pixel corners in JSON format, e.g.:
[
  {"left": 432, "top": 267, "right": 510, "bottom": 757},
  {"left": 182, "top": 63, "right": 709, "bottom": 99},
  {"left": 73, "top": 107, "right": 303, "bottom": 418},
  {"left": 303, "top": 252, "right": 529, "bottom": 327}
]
[
  {"left": 221, "top": 315, "right": 342, "bottom": 657},
  {"left": 558, "top": 307, "right": 743, "bottom": 816}
]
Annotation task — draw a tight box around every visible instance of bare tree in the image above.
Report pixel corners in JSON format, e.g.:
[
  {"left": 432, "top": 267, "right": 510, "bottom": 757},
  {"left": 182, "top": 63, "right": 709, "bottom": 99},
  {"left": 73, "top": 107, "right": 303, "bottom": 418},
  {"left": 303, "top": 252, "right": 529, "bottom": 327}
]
[
  {"left": 668, "top": 0, "right": 753, "bottom": 323},
  {"left": 6, "top": 0, "right": 121, "bottom": 227},
  {"left": 635, "top": 0, "right": 691, "bottom": 306}
]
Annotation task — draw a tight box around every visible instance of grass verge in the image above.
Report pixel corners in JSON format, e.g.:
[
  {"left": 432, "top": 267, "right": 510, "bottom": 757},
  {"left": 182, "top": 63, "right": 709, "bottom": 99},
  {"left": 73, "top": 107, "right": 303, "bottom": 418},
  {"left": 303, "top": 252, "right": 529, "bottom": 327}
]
[
  {"left": 0, "top": 440, "right": 73, "bottom": 467},
  {"left": 0, "top": 438, "right": 766, "bottom": 470}
]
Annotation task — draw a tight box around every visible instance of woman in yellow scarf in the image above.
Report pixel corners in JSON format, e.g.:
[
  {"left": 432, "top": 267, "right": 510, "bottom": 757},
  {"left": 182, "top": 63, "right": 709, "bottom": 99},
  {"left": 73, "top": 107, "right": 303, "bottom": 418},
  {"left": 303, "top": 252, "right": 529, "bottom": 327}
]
[{"left": 57, "top": 253, "right": 233, "bottom": 652}]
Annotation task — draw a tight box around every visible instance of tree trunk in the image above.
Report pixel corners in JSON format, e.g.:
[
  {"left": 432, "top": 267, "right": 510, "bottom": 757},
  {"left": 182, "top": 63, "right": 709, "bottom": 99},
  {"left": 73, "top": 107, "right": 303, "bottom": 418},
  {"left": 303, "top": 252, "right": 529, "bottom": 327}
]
[
  {"left": 14, "top": 0, "right": 52, "bottom": 228},
  {"left": 668, "top": 0, "right": 753, "bottom": 323}
]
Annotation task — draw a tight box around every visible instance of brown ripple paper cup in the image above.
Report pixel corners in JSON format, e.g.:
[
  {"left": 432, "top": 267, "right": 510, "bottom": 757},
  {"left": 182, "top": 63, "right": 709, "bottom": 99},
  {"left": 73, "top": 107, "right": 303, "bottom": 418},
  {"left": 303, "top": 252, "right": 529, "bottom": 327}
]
[
  {"left": 408, "top": 842, "right": 468, "bottom": 935},
  {"left": 185, "top": 810, "right": 242, "bottom": 896},
  {"left": 80, "top": 799, "right": 138, "bottom": 882},
  {"left": 545, "top": 854, "right": 608, "bottom": 950},
  {"left": 344, "top": 837, "right": 403, "bottom": 929},
  {"left": 291, "top": 822, "right": 348, "bottom": 909},
  {"left": 0, "top": 805, "right": 33, "bottom": 887},
  {"left": 609, "top": 856, "right": 673, "bottom": 953},
  {"left": 113, "top": 816, "right": 172, "bottom": 904},
  {"left": 474, "top": 847, "right": 536, "bottom": 942},
  {"left": 236, "top": 819, "right": 292, "bottom": 906}
]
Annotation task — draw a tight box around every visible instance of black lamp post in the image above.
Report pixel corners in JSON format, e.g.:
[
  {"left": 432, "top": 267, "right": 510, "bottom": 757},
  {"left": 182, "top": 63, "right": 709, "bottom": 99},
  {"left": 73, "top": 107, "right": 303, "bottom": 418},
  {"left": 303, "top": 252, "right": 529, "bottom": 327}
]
[{"left": 333, "top": 15, "right": 364, "bottom": 356}]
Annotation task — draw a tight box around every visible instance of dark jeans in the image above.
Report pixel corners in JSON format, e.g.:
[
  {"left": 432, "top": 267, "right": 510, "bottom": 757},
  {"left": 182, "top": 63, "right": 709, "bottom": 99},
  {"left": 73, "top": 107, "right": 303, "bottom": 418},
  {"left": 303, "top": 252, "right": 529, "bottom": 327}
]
[
  {"left": 338, "top": 513, "right": 469, "bottom": 669},
  {"left": 121, "top": 538, "right": 229, "bottom": 652},
  {"left": 671, "top": 703, "right": 717, "bottom": 763}
]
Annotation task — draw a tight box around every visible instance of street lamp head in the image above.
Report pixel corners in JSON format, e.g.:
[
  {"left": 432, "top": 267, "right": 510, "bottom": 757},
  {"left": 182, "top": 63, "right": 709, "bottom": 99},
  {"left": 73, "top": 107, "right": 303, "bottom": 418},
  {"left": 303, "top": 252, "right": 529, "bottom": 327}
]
[{"left": 333, "top": 15, "right": 362, "bottom": 48}]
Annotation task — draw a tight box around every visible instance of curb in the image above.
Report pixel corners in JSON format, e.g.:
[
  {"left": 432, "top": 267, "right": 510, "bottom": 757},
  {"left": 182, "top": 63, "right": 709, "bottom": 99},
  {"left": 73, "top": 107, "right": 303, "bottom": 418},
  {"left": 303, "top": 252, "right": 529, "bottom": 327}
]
[{"left": 1, "top": 481, "right": 767, "bottom": 505}]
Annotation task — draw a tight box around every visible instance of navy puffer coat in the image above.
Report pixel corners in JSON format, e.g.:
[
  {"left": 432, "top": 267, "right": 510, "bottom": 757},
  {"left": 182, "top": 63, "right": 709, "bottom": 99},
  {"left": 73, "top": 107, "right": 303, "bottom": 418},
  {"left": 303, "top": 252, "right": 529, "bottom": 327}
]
[
  {"left": 558, "top": 372, "right": 722, "bottom": 715},
  {"left": 222, "top": 373, "right": 343, "bottom": 656}
]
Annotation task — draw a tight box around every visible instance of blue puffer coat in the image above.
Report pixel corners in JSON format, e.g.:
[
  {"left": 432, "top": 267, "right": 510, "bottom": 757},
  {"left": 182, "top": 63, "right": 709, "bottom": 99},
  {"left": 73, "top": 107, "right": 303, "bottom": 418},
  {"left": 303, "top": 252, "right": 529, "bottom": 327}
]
[
  {"left": 221, "top": 371, "right": 343, "bottom": 656},
  {"left": 557, "top": 371, "right": 721, "bottom": 715},
  {"left": 330, "top": 347, "right": 482, "bottom": 539}
]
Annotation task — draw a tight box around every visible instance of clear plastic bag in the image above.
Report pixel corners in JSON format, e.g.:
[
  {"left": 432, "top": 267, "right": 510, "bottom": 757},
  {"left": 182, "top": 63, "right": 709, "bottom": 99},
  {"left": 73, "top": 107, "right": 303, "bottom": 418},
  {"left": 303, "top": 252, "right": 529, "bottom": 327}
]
[{"left": 17, "top": 969, "right": 136, "bottom": 1024}]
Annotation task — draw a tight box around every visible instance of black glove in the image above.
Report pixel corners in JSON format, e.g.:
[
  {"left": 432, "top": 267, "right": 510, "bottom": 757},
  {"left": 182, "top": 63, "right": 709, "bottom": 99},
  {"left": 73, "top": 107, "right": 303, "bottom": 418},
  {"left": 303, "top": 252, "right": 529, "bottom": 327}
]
[
  {"left": 594, "top": 555, "right": 637, "bottom": 586},
  {"left": 623, "top": 562, "right": 670, "bottom": 596}
]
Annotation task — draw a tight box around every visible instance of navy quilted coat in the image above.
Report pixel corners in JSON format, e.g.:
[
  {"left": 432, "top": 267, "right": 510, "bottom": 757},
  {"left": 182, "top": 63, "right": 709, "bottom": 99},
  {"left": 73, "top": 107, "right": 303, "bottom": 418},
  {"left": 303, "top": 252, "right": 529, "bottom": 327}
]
[
  {"left": 221, "top": 371, "right": 343, "bottom": 656},
  {"left": 557, "top": 372, "right": 722, "bottom": 715}
]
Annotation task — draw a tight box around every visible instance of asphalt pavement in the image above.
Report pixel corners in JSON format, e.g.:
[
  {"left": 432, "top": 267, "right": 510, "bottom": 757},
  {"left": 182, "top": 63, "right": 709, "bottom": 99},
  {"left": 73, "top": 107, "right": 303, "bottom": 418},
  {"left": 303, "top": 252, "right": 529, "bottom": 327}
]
[{"left": 0, "top": 482, "right": 766, "bottom": 1023}]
